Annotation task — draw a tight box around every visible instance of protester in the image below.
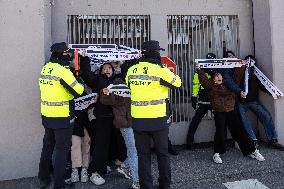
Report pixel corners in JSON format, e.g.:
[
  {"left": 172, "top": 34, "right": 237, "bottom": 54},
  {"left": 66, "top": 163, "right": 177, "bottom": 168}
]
[
  {"left": 70, "top": 108, "right": 91, "bottom": 183},
  {"left": 84, "top": 63, "right": 116, "bottom": 185},
  {"left": 126, "top": 40, "right": 181, "bottom": 189},
  {"left": 100, "top": 78, "right": 140, "bottom": 189},
  {"left": 38, "top": 42, "right": 84, "bottom": 189},
  {"left": 196, "top": 62, "right": 265, "bottom": 164},
  {"left": 224, "top": 55, "right": 284, "bottom": 150},
  {"left": 186, "top": 53, "right": 215, "bottom": 149}
]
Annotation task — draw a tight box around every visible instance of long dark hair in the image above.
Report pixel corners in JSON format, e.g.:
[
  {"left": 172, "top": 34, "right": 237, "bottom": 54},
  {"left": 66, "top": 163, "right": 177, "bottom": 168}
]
[{"left": 99, "top": 62, "right": 115, "bottom": 75}]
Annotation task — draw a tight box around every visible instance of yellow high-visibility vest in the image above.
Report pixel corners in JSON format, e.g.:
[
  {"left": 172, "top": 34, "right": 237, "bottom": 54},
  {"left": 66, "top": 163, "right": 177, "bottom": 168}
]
[
  {"left": 126, "top": 61, "right": 181, "bottom": 118},
  {"left": 192, "top": 72, "right": 211, "bottom": 97},
  {"left": 39, "top": 62, "right": 84, "bottom": 118}
]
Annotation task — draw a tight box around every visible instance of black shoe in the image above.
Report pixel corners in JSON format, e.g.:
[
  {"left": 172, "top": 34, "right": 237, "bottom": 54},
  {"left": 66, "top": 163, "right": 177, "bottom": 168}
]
[
  {"left": 168, "top": 146, "right": 179, "bottom": 155},
  {"left": 268, "top": 140, "right": 284, "bottom": 150},
  {"left": 186, "top": 142, "right": 193, "bottom": 150},
  {"left": 253, "top": 140, "right": 259, "bottom": 148},
  {"left": 39, "top": 178, "right": 51, "bottom": 189}
]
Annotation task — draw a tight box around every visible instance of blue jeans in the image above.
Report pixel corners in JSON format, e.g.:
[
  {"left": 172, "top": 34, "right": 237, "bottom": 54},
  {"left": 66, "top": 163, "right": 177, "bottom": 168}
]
[
  {"left": 238, "top": 101, "right": 277, "bottom": 141},
  {"left": 120, "top": 128, "right": 139, "bottom": 182}
]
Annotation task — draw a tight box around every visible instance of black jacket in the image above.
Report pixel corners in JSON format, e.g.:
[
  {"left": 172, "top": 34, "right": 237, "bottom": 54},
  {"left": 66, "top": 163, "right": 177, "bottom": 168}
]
[
  {"left": 239, "top": 66, "right": 270, "bottom": 102},
  {"left": 93, "top": 74, "right": 116, "bottom": 118}
]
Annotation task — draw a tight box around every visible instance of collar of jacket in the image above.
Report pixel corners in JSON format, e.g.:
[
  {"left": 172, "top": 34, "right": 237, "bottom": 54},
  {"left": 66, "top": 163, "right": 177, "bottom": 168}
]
[
  {"left": 139, "top": 57, "right": 163, "bottom": 67},
  {"left": 49, "top": 57, "right": 69, "bottom": 66}
]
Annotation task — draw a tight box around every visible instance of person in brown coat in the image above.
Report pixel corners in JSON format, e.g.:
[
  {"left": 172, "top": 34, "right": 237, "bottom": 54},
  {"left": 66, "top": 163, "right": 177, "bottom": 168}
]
[
  {"left": 100, "top": 78, "right": 140, "bottom": 189},
  {"left": 196, "top": 63, "right": 265, "bottom": 164}
]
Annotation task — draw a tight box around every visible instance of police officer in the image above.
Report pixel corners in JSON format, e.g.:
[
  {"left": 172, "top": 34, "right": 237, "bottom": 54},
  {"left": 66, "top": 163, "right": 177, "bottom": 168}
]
[
  {"left": 126, "top": 40, "right": 181, "bottom": 189},
  {"left": 38, "top": 42, "right": 84, "bottom": 189},
  {"left": 186, "top": 53, "right": 216, "bottom": 149}
]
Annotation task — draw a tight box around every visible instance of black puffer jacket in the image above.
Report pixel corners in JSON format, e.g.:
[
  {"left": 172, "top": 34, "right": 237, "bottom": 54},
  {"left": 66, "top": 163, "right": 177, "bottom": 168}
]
[{"left": 93, "top": 73, "right": 117, "bottom": 118}]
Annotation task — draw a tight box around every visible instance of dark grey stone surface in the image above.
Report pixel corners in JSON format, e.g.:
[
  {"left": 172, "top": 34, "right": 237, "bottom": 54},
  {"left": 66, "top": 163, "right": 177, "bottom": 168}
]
[{"left": 1, "top": 143, "right": 284, "bottom": 189}]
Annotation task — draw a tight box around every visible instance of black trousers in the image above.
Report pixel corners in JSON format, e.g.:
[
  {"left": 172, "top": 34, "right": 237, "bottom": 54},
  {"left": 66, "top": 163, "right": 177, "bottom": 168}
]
[
  {"left": 213, "top": 111, "right": 255, "bottom": 155},
  {"left": 38, "top": 126, "right": 73, "bottom": 189},
  {"left": 109, "top": 127, "right": 127, "bottom": 163},
  {"left": 89, "top": 117, "right": 113, "bottom": 174},
  {"left": 134, "top": 128, "right": 171, "bottom": 189},
  {"left": 187, "top": 104, "right": 211, "bottom": 144}
]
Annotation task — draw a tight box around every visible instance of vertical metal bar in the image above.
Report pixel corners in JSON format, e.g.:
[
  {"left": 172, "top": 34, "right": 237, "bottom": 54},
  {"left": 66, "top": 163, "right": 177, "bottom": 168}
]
[
  {"left": 210, "top": 16, "right": 214, "bottom": 56},
  {"left": 202, "top": 16, "right": 205, "bottom": 58},
  {"left": 131, "top": 16, "right": 134, "bottom": 48},
  {"left": 182, "top": 15, "right": 186, "bottom": 122},
  {"left": 95, "top": 16, "right": 98, "bottom": 44},
  {"left": 76, "top": 16, "right": 80, "bottom": 43},
  {"left": 220, "top": 16, "right": 223, "bottom": 56},
  {"left": 82, "top": 16, "right": 85, "bottom": 44},
  {"left": 139, "top": 17, "right": 142, "bottom": 50},
  {"left": 198, "top": 16, "right": 201, "bottom": 58},
  {"left": 148, "top": 15, "right": 151, "bottom": 40},
  {"left": 67, "top": 16, "right": 69, "bottom": 43},
  {"left": 206, "top": 16, "right": 209, "bottom": 54},
  {"left": 135, "top": 16, "right": 138, "bottom": 49},
  {"left": 100, "top": 17, "right": 102, "bottom": 44},
  {"left": 87, "top": 16, "right": 90, "bottom": 44},
  {"left": 113, "top": 16, "right": 116, "bottom": 44},
  {"left": 187, "top": 16, "right": 191, "bottom": 122},
  {"left": 176, "top": 16, "right": 180, "bottom": 122},
  {"left": 122, "top": 16, "right": 125, "bottom": 45}
]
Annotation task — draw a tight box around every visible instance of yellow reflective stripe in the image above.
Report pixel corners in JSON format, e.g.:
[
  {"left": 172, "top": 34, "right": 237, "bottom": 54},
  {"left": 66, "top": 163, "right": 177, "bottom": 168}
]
[
  {"left": 70, "top": 80, "right": 79, "bottom": 88},
  {"left": 42, "top": 101, "right": 69, "bottom": 106},
  {"left": 131, "top": 99, "right": 165, "bottom": 106},
  {"left": 40, "top": 75, "right": 61, "bottom": 81},
  {"left": 170, "top": 75, "right": 177, "bottom": 84},
  {"left": 128, "top": 75, "right": 160, "bottom": 81}
]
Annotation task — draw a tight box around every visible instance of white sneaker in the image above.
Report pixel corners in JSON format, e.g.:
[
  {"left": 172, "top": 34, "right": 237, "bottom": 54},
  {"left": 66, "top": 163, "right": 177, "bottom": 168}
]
[
  {"left": 213, "top": 153, "right": 223, "bottom": 164},
  {"left": 131, "top": 181, "right": 140, "bottom": 189},
  {"left": 250, "top": 149, "right": 265, "bottom": 161},
  {"left": 71, "top": 168, "right": 79, "bottom": 183},
  {"left": 107, "top": 166, "right": 112, "bottom": 173},
  {"left": 80, "top": 167, "right": 88, "bottom": 183},
  {"left": 117, "top": 166, "right": 132, "bottom": 179},
  {"left": 115, "top": 159, "right": 123, "bottom": 166},
  {"left": 90, "top": 172, "right": 105, "bottom": 185}
]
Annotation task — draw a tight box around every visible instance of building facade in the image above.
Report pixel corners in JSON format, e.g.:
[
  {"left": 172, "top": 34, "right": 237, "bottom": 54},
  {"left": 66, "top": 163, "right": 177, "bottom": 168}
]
[{"left": 0, "top": 0, "right": 283, "bottom": 181}]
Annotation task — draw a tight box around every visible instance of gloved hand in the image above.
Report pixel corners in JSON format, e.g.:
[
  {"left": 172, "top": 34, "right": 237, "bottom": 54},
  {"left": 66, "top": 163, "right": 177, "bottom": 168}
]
[
  {"left": 191, "top": 96, "right": 198, "bottom": 109},
  {"left": 76, "top": 77, "right": 85, "bottom": 85}
]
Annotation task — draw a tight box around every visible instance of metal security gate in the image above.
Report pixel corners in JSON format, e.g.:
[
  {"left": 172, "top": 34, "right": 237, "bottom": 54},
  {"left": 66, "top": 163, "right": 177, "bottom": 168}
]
[
  {"left": 67, "top": 15, "right": 151, "bottom": 49},
  {"left": 167, "top": 15, "right": 239, "bottom": 123}
]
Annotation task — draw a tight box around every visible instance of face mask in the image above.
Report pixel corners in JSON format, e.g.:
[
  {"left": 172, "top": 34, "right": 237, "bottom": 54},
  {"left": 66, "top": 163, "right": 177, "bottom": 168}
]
[{"left": 62, "top": 54, "right": 73, "bottom": 62}]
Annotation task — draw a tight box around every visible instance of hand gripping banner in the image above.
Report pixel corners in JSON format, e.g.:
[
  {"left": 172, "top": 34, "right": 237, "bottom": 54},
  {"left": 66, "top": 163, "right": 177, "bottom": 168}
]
[
  {"left": 74, "top": 93, "right": 98, "bottom": 110},
  {"left": 69, "top": 44, "right": 141, "bottom": 72},
  {"left": 107, "top": 84, "right": 131, "bottom": 98}
]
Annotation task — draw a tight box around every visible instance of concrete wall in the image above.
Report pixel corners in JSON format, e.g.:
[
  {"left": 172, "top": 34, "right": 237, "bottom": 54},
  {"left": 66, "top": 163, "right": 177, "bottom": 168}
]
[
  {"left": 269, "top": 0, "right": 284, "bottom": 145},
  {"left": 252, "top": 0, "right": 284, "bottom": 144},
  {"left": 0, "top": 0, "right": 51, "bottom": 181}
]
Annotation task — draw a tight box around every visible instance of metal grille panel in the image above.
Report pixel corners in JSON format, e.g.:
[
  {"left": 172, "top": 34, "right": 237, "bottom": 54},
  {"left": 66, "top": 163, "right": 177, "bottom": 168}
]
[
  {"left": 167, "top": 15, "right": 239, "bottom": 122},
  {"left": 67, "top": 15, "right": 151, "bottom": 49}
]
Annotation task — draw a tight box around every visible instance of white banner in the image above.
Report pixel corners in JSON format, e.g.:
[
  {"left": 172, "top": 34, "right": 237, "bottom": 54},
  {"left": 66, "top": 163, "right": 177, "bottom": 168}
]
[
  {"left": 195, "top": 58, "right": 284, "bottom": 98},
  {"left": 253, "top": 66, "right": 284, "bottom": 99},
  {"left": 195, "top": 58, "right": 244, "bottom": 68},
  {"left": 74, "top": 93, "right": 98, "bottom": 110},
  {"left": 69, "top": 44, "right": 141, "bottom": 61},
  {"left": 107, "top": 84, "right": 131, "bottom": 98}
]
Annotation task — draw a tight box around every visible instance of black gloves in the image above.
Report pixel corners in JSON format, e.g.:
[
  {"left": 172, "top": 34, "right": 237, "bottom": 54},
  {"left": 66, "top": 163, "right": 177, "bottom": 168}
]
[{"left": 191, "top": 96, "right": 198, "bottom": 109}]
